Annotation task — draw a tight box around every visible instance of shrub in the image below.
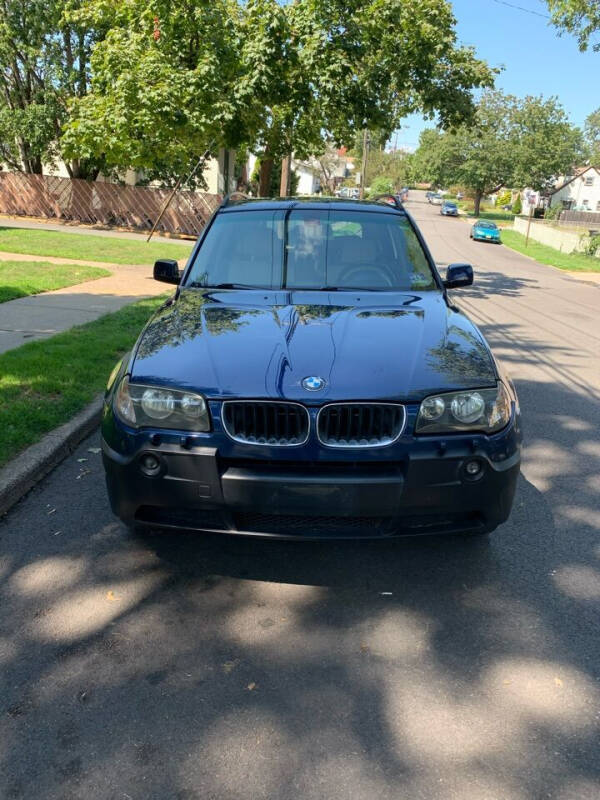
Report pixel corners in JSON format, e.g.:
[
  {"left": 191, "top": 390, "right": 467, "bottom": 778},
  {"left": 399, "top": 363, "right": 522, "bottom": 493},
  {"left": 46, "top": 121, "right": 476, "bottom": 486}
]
[
  {"left": 512, "top": 194, "right": 522, "bottom": 215},
  {"left": 368, "top": 176, "right": 395, "bottom": 197},
  {"left": 583, "top": 234, "right": 600, "bottom": 257},
  {"left": 496, "top": 190, "right": 512, "bottom": 206},
  {"left": 545, "top": 204, "right": 561, "bottom": 221}
]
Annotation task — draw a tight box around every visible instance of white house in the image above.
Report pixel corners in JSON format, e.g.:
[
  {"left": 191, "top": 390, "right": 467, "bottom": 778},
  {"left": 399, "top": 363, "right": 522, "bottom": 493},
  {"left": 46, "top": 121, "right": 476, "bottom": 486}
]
[
  {"left": 549, "top": 166, "right": 600, "bottom": 213},
  {"left": 39, "top": 148, "right": 236, "bottom": 195},
  {"left": 292, "top": 158, "right": 321, "bottom": 195}
]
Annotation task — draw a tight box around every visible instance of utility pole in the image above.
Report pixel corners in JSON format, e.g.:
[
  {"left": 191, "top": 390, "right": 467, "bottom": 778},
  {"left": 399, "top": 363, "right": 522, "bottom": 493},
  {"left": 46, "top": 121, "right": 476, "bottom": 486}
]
[
  {"left": 525, "top": 195, "right": 535, "bottom": 247},
  {"left": 360, "top": 129, "right": 369, "bottom": 199}
]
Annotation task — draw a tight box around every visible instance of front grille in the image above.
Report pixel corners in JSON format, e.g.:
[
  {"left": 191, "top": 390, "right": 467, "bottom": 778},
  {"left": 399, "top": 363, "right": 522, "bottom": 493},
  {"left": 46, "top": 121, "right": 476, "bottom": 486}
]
[
  {"left": 233, "top": 512, "right": 391, "bottom": 538},
  {"left": 317, "top": 403, "right": 405, "bottom": 447},
  {"left": 222, "top": 401, "right": 310, "bottom": 446}
]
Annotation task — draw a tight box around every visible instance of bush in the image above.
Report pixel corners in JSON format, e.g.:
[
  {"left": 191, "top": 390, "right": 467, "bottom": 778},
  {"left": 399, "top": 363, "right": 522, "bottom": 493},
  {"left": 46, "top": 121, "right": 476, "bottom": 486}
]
[
  {"left": 368, "top": 176, "right": 395, "bottom": 197},
  {"left": 512, "top": 194, "right": 522, "bottom": 215},
  {"left": 583, "top": 234, "right": 600, "bottom": 257},
  {"left": 496, "top": 190, "right": 512, "bottom": 207},
  {"left": 545, "top": 204, "right": 561, "bottom": 221}
]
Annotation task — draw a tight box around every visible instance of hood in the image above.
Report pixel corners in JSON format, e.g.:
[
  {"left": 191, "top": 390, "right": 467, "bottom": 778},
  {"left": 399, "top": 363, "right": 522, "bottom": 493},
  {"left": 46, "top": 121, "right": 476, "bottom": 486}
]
[{"left": 131, "top": 289, "right": 497, "bottom": 402}]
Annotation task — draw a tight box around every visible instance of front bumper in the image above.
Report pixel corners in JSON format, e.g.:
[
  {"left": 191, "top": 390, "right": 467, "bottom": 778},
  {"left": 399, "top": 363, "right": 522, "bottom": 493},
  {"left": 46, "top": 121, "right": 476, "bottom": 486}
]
[
  {"left": 473, "top": 232, "right": 501, "bottom": 242},
  {"left": 102, "top": 410, "right": 521, "bottom": 539}
]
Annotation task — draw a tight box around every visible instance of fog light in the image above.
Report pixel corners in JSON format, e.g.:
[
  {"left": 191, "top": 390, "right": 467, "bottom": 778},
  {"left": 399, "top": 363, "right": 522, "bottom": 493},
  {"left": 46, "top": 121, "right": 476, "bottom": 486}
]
[
  {"left": 464, "top": 459, "right": 484, "bottom": 480},
  {"left": 139, "top": 452, "right": 161, "bottom": 476}
]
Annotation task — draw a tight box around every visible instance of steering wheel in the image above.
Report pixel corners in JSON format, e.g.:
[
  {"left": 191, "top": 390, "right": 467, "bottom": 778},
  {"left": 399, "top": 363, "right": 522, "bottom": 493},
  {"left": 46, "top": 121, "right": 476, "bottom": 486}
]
[{"left": 336, "top": 262, "right": 396, "bottom": 288}]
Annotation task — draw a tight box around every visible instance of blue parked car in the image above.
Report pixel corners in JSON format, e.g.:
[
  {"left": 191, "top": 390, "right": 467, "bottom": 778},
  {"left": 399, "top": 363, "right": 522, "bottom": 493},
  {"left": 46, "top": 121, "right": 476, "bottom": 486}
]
[
  {"left": 471, "top": 219, "right": 501, "bottom": 243},
  {"left": 440, "top": 201, "right": 458, "bottom": 217},
  {"left": 102, "top": 196, "right": 521, "bottom": 539}
]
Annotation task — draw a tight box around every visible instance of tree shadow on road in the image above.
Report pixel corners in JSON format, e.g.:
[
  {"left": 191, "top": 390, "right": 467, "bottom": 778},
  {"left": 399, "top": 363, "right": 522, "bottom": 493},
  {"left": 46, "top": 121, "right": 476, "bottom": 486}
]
[{"left": 0, "top": 380, "right": 599, "bottom": 799}]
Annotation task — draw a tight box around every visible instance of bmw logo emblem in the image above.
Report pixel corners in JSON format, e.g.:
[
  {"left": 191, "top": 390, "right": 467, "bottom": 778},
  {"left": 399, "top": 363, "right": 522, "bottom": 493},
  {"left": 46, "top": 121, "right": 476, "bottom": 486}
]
[{"left": 302, "top": 376, "right": 326, "bottom": 391}]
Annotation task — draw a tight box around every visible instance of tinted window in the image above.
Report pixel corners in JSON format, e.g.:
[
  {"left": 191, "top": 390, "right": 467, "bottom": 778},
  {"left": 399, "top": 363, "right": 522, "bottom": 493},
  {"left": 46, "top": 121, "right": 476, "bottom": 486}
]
[
  {"left": 186, "top": 210, "right": 284, "bottom": 288},
  {"left": 186, "top": 208, "right": 436, "bottom": 292}
]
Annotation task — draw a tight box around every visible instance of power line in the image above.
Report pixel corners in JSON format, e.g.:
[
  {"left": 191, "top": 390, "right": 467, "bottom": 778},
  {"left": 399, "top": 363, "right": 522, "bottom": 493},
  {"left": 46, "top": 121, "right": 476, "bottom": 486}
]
[{"left": 490, "top": 0, "right": 550, "bottom": 18}]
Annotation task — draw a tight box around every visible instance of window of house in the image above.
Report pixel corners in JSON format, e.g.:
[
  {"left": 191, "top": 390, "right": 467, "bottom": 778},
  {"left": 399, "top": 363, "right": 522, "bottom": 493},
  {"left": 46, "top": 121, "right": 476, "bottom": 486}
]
[
  {"left": 596, "top": 200, "right": 600, "bottom": 212},
  {"left": 582, "top": 199, "right": 589, "bottom": 208},
  {"left": 584, "top": 176, "right": 594, "bottom": 186}
]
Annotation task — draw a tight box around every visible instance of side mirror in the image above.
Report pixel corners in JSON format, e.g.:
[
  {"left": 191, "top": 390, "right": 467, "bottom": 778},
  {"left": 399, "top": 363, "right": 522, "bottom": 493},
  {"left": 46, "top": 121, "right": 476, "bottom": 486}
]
[
  {"left": 444, "top": 263, "right": 473, "bottom": 289},
  {"left": 153, "top": 259, "right": 180, "bottom": 285}
]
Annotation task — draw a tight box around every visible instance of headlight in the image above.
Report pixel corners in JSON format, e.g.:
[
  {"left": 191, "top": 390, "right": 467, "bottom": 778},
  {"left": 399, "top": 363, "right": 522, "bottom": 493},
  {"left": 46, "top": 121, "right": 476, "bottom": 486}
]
[
  {"left": 416, "top": 383, "right": 511, "bottom": 434},
  {"left": 114, "top": 376, "right": 210, "bottom": 431}
]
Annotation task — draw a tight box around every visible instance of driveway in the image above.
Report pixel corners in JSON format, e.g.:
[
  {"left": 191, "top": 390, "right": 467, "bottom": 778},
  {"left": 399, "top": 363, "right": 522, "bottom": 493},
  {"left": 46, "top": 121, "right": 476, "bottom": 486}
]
[{"left": 1, "top": 194, "right": 599, "bottom": 800}]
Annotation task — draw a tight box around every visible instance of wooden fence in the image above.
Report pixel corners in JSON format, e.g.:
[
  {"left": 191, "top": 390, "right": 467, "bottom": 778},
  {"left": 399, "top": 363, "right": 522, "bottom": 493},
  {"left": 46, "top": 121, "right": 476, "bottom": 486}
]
[
  {"left": 559, "top": 210, "right": 600, "bottom": 229},
  {"left": 0, "top": 172, "right": 220, "bottom": 236}
]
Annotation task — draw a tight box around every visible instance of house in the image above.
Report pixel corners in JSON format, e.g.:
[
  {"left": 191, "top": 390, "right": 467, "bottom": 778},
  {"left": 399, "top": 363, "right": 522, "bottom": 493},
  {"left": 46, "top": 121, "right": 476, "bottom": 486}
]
[
  {"left": 549, "top": 166, "right": 600, "bottom": 213},
  {"left": 292, "top": 158, "right": 321, "bottom": 195},
  {"left": 293, "top": 148, "right": 355, "bottom": 196},
  {"left": 39, "top": 148, "right": 236, "bottom": 195}
]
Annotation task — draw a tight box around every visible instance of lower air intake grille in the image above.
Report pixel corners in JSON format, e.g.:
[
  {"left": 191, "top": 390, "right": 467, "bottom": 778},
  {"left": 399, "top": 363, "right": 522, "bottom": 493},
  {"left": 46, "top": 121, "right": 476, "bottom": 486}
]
[
  {"left": 234, "top": 513, "right": 390, "bottom": 537},
  {"left": 317, "top": 403, "right": 405, "bottom": 447},
  {"left": 222, "top": 401, "right": 310, "bottom": 446}
]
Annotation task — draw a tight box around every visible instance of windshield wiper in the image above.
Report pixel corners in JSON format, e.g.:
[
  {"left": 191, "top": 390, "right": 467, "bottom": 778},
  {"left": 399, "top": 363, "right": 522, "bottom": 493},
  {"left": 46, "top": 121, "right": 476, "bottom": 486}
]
[
  {"left": 194, "top": 282, "right": 270, "bottom": 290},
  {"left": 316, "top": 286, "right": 378, "bottom": 291}
]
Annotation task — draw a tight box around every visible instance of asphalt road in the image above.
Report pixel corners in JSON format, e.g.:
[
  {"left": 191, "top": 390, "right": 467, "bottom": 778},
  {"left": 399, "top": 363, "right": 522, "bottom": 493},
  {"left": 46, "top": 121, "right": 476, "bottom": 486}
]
[{"left": 1, "top": 192, "right": 599, "bottom": 800}]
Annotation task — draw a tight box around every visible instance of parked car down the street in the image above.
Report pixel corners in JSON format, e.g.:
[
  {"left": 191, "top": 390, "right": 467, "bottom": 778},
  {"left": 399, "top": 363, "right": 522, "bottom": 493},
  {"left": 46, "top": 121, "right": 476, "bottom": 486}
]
[
  {"left": 470, "top": 219, "right": 502, "bottom": 243},
  {"left": 430, "top": 193, "right": 443, "bottom": 205},
  {"left": 440, "top": 201, "right": 459, "bottom": 217},
  {"left": 102, "top": 196, "right": 521, "bottom": 540}
]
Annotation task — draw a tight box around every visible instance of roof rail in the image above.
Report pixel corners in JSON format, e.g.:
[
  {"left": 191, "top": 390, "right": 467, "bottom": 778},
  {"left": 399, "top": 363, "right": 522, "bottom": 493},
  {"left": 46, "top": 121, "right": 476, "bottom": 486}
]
[
  {"left": 372, "top": 194, "right": 403, "bottom": 209},
  {"left": 221, "top": 192, "right": 250, "bottom": 208}
]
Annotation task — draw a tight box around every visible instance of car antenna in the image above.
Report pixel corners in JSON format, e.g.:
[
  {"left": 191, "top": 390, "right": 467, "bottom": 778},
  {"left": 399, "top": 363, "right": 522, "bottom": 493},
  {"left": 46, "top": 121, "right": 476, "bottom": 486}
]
[{"left": 146, "top": 141, "right": 216, "bottom": 242}]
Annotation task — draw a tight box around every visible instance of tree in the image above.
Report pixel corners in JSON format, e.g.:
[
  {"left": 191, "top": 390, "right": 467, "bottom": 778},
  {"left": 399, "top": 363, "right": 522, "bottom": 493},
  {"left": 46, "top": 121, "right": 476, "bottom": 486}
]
[
  {"left": 64, "top": 0, "right": 495, "bottom": 192},
  {"left": 266, "top": 0, "right": 496, "bottom": 195},
  {"left": 510, "top": 96, "right": 584, "bottom": 191},
  {"left": 411, "top": 92, "right": 583, "bottom": 214},
  {"left": 584, "top": 108, "right": 600, "bottom": 163},
  {"left": 368, "top": 176, "right": 395, "bottom": 197},
  {"left": 62, "top": 0, "right": 244, "bottom": 186},
  {"left": 412, "top": 92, "right": 515, "bottom": 214},
  {"left": 0, "top": 0, "right": 106, "bottom": 177},
  {"left": 410, "top": 129, "right": 457, "bottom": 188},
  {"left": 545, "top": 1, "right": 600, "bottom": 51}
]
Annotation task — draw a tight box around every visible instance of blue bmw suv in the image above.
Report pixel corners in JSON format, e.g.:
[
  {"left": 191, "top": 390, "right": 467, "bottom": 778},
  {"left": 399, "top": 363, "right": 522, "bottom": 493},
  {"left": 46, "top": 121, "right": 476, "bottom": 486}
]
[{"left": 102, "top": 196, "right": 521, "bottom": 539}]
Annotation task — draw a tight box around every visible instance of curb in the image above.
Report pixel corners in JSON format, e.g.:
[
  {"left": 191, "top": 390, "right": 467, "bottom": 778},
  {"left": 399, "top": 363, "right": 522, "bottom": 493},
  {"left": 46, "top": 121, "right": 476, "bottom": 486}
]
[{"left": 0, "top": 396, "right": 103, "bottom": 517}]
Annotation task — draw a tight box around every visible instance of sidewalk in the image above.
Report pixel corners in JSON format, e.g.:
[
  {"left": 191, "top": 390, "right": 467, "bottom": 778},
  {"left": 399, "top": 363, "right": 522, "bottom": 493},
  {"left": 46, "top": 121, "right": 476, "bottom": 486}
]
[
  {"left": 0, "top": 254, "right": 173, "bottom": 354},
  {"left": 0, "top": 214, "right": 195, "bottom": 244}
]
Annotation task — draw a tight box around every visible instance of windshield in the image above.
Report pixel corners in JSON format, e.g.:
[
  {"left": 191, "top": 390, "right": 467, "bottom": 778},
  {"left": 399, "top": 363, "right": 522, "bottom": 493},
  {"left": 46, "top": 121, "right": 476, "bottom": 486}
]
[
  {"left": 476, "top": 220, "right": 497, "bottom": 229},
  {"left": 185, "top": 208, "right": 437, "bottom": 292},
  {"left": 444, "top": 203, "right": 457, "bottom": 209}
]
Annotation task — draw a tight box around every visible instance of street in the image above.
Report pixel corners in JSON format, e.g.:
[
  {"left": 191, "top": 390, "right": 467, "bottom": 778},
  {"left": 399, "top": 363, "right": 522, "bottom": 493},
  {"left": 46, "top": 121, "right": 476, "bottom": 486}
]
[{"left": 1, "top": 193, "right": 599, "bottom": 799}]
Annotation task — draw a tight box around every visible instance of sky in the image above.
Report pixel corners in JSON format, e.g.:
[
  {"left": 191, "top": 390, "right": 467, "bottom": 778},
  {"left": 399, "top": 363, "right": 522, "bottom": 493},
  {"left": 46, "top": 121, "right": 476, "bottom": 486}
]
[{"left": 392, "top": 0, "right": 599, "bottom": 151}]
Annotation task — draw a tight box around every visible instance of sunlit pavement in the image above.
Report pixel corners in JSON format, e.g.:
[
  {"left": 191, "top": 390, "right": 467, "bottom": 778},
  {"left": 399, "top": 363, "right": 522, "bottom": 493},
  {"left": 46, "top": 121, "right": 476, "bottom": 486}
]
[{"left": 1, "top": 193, "right": 599, "bottom": 800}]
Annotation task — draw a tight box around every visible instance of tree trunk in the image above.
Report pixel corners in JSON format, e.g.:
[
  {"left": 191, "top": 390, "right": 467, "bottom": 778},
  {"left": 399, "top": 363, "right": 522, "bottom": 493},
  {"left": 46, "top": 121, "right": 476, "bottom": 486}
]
[
  {"left": 280, "top": 154, "right": 292, "bottom": 197},
  {"left": 474, "top": 191, "right": 483, "bottom": 216},
  {"left": 259, "top": 156, "right": 273, "bottom": 197}
]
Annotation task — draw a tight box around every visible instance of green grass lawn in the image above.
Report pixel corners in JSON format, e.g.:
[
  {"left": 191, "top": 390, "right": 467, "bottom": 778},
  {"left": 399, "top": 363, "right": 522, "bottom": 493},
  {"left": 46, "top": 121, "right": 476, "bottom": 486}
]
[
  {"left": 0, "top": 260, "right": 110, "bottom": 303},
  {"left": 0, "top": 294, "right": 166, "bottom": 467},
  {"left": 0, "top": 227, "right": 193, "bottom": 265},
  {"left": 501, "top": 229, "right": 600, "bottom": 273},
  {"left": 458, "top": 205, "right": 515, "bottom": 224}
]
